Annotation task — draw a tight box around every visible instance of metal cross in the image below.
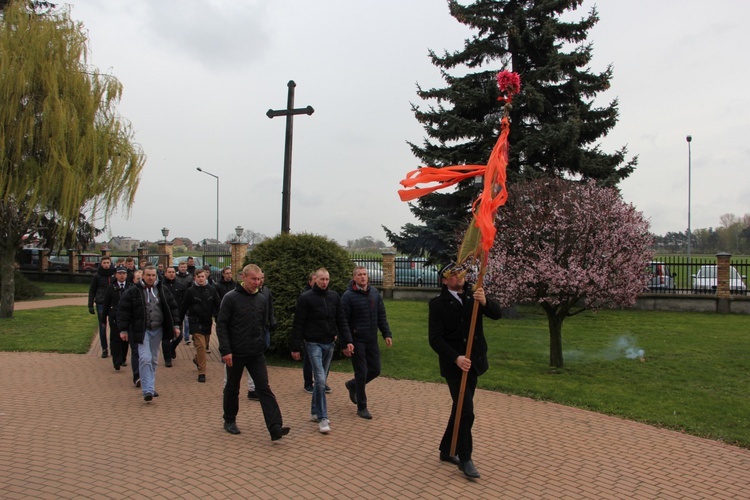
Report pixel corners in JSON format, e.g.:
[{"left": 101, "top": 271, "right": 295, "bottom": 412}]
[{"left": 267, "top": 80, "right": 314, "bottom": 235}]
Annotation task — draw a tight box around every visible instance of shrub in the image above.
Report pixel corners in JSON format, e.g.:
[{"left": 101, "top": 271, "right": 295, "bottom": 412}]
[
  {"left": 245, "top": 233, "right": 353, "bottom": 354},
  {"left": 14, "top": 270, "right": 45, "bottom": 301}
]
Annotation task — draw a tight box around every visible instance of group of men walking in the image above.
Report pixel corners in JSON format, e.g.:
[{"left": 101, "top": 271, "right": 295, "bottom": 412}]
[{"left": 89, "top": 256, "right": 502, "bottom": 479}]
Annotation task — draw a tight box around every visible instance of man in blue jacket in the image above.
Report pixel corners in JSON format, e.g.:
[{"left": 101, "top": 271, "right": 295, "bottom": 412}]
[{"left": 341, "top": 266, "right": 393, "bottom": 420}]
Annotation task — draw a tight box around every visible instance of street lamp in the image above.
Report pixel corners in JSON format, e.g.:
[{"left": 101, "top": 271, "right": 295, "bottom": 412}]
[
  {"left": 161, "top": 227, "right": 169, "bottom": 242},
  {"left": 196, "top": 168, "right": 219, "bottom": 241},
  {"left": 234, "top": 225, "right": 244, "bottom": 243},
  {"left": 686, "top": 135, "right": 692, "bottom": 263}
]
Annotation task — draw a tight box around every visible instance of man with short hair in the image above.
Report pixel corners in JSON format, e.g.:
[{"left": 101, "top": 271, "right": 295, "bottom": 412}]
[
  {"left": 88, "top": 256, "right": 115, "bottom": 358},
  {"left": 161, "top": 266, "right": 187, "bottom": 365},
  {"left": 215, "top": 267, "right": 235, "bottom": 301},
  {"left": 341, "top": 266, "right": 393, "bottom": 420},
  {"left": 118, "top": 265, "right": 181, "bottom": 402},
  {"left": 291, "top": 268, "right": 354, "bottom": 434},
  {"left": 218, "top": 264, "right": 290, "bottom": 440},
  {"left": 429, "top": 263, "right": 502, "bottom": 479},
  {"left": 102, "top": 265, "right": 131, "bottom": 370},
  {"left": 181, "top": 269, "right": 220, "bottom": 383},
  {"left": 174, "top": 261, "right": 194, "bottom": 345}
]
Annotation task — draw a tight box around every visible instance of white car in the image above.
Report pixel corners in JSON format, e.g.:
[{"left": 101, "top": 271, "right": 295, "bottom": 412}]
[{"left": 692, "top": 265, "right": 747, "bottom": 295}]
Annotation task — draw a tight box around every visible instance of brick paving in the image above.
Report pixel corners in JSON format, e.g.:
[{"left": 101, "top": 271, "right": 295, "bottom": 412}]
[{"left": 2, "top": 301, "right": 750, "bottom": 498}]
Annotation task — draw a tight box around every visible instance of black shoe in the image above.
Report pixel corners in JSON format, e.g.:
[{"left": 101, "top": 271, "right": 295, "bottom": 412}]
[
  {"left": 459, "top": 460, "right": 480, "bottom": 479},
  {"left": 134, "top": 378, "right": 141, "bottom": 388},
  {"left": 439, "top": 453, "right": 460, "bottom": 466},
  {"left": 121, "top": 362, "right": 127, "bottom": 367},
  {"left": 224, "top": 422, "right": 241, "bottom": 435},
  {"left": 144, "top": 393, "right": 153, "bottom": 402},
  {"left": 345, "top": 380, "right": 357, "bottom": 405},
  {"left": 357, "top": 408, "right": 372, "bottom": 420},
  {"left": 101, "top": 349, "right": 108, "bottom": 359},
  {"left": 165, "top": 359, "right": 172, "bottom": 367},
  {"left": 153, "top": 391, "right": 159, "bottom": 397},
  {"left": 303, "top": 385, "right": 313, "bottom": 394},
  {"left": 198, "top": 374, "right": 206, "bottom": 383},
  {"left": 247, "top": 390, "right": 259, "bottom": 401},
  {"left": 325, "top": 385, "right": 332, "bottom": 394},
  {"left": 114, "top": 364, "right": 120, "bottom": 371},
  {"left": 270, "top": 426, "right": 291, "bottom": 441}
]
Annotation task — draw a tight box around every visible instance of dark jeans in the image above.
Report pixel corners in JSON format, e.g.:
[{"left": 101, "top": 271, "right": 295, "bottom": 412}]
[
  {"left": 223, "top": 354, "right": 283, "bottom": 436},
  {"left": 440, "top": 370, "right": 477, "bottom": 462},
  {"left": 129, "top": 338, "right": 140, "bottom": 384},
  {"left": 96, "top": 303, "right": 107, "bottom": 349},
  {"left": 302, "top": 349, "right": 313, "bottom": 388},
  {"left": 348, "top": 340, "right": 381, "bottom": 411}
]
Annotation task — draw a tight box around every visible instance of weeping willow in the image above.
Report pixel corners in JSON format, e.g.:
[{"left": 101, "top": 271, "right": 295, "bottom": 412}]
[{"left": 0, "top": 1, "right": 144, "bottom": 317}]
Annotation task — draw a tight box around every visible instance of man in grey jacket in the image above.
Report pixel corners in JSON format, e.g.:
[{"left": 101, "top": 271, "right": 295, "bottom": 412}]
[{"left": 217, "top": 264, "right": 290, "bottom": 441}]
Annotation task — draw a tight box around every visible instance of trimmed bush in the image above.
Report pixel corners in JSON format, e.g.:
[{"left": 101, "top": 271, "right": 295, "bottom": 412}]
[
  {"left": 245, "top": 233, "right": 353, "bottom": 354},
  {"left": 14, "top": 270, "right": 45, "bottom": 301}
]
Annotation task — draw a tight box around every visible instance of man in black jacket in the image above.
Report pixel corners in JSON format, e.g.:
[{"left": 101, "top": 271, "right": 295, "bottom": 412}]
[
  {"left": 118, "top": 265, "right": 181, "bottom": 402},
  {"left": 181, "top": 268, "right": 220, "bottom": 383},
  {"left": 102, "top": 265, "right": 131, "bottom": 370},
  {"left": 341, "top": 266, "right": 393, "bottom": 420},
  {"left": 215, "top": 267, "right": 236, "bottom": 301},
  {"left": 88, "top": 256, "right": 115, "bottom": 358},
  {"left": 428, "top": 263, "right": 502, "bottom": 479},
  {"left": 217, "top": 264, "right": 290, "bottom": 441},
  {"left": 161, "top": 266, "right": 187, "bottom": 366},
  {"left": 291, "top": 268, "right": 354, "bottom": 434}
]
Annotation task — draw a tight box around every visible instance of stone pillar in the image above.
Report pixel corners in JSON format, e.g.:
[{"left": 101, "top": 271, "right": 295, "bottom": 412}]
[
  {"left": 382, "top": 251, "right": 395, "bottom": 299},
  {"left": 231, "top": 242, "right": 249, "bottom": 280},
  {"left": 100, "top": 247, "right": 111, "bottom": 258},
  {"left": 157, "top": 242, "right": 173, "bottom": 268},
  {"left": 40, "top": 249, "right": 49, "bottom": 272},
  {"left": 137, "top": 247, "right": 148, "bottom": 267},
  {"left": 68, "top": 249, "right": 78, "bottom": 274},
  {"left": 716, "top": 252, "right": 731, "bottom": 313}
]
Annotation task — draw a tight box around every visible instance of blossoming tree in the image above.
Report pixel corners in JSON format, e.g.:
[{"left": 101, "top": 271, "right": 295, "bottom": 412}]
[{"left": 485, "top": 178, "right": 652, "bottom": 368}]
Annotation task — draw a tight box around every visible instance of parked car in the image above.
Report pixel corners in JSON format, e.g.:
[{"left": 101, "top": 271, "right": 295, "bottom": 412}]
[
  {"left": 647, "top": 262, "right": 676, "bottom": 291},
  {"left": 172, "top": 256, "right": 221, "bottom": 276},
  {"left": 692, "top": 265, "right": 747, "bottom": 295},
  {"left": 48, "top": 255, "right": 70, "bottom": 272},
  {"left": 78, "top": 253, "right": 101, "bottom": 273},
  {"left": 395, "top": 257, "right": 440, "bottom": 287}
]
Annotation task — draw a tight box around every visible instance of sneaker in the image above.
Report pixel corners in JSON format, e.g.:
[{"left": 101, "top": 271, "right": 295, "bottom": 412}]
[
  {"left": 345, "top": 380, "right": 357, "bottom": 405},
  {"left": 186, "top": 340, "right": 192, "bottom": 345},
  {"left": 134, "top": 378, "right": 141, "bottom": 388},
  {"left": 153, "top": 391, "right": 159, "bottom": 397},
  {"left": 247, "top": 390, "right": 259, "bottom": 401},
  {"left": 303, "top": 385, "right": 313, "bottom": 394},
  {"left": 198, "top": 374, "right": 206, "bottom": 383},
  {"left": 101, "top": 349, "right": 108, "bottom": 359},
  {"left": 325, "top": 385, "right": 332, "bottom": 394},
  {"left": 310, "top": 413, "right": 319, "bottom": 422},
  {"left": 121, "top": 362, "right": 127, "bottom": 367},
  {"left": 144, "top": 392, "right": 153, "bottom": 402},
  {"left": 318, "top": 418, "right": 331, "bottom": 434}
]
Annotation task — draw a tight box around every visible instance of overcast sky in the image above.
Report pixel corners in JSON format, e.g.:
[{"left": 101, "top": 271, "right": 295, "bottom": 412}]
[{"left": 66, "top": 0, "right": 750, "bottom": 246}]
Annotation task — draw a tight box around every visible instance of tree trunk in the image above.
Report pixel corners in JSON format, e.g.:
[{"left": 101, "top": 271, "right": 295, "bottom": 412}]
[
  {"left": 0, "top": 248, "right": 16, "bottom": 318},
  {"left": 546, "top": 309, "right": 565, "bottom": 368}
]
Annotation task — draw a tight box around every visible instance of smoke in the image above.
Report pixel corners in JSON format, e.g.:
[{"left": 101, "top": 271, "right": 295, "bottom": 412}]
[{"left": 563, "top": 335, "right": 645, "bottom": 362}]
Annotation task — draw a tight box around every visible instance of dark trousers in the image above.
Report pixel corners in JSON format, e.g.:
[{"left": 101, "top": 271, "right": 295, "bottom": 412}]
[
  {"left": 348, "top": 340, "right": 381, "bottom": 411},
  {"left": 223, "top": 354, "right": 283, "bottom": 436},
  {"left": 440, "top": 370, "right": 477, "bottom": 462},
  {"left": 108, "top": 326, "right": 129, "bottom": 367},
  {"left": 129, "top": 338, "right": 140, "bottom": 384},
  {"left": 302, "top": 349, "right": 313, "bottom": 387},
  {"left": 96, "top": 304, "right": 107, "bottom": 349},
  {"left": 161, "top": 337, "right": 173, "bottom": 362}
]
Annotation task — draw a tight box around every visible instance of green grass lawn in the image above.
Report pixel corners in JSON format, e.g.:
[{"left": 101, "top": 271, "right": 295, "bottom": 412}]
[
  {"left": 2, "top": 300, "right": 748, "bottom": 447},
  {"left": 35, "top": 282, "right": 90, "bottom": 294}
]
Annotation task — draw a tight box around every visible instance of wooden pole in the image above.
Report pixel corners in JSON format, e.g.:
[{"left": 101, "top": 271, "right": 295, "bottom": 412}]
[{"left": 449, "top": 251, "right": 487, "bottom": 457}]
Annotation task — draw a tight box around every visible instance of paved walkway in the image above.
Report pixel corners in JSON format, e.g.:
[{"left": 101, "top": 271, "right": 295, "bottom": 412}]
[{"left": 2, "top": 301, "right": 750, "bottom": 498}]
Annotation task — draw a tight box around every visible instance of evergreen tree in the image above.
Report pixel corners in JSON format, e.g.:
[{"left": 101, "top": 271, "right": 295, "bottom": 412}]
[{"left": 385, "top": 0, "right": 637, "bottom": 263}]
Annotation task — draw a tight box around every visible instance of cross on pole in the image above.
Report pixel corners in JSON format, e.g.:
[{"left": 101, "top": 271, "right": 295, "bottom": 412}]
[{"left": 267, "top": 80, "right": 314, "bottom": 235}]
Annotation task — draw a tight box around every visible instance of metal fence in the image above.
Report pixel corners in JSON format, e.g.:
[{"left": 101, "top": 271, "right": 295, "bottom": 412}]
[
  {"left": 350, "top": 254, "right": 383, "bottom": 285},
  {"left": 648, "top": 256, "right": 750, "bottom": 295},
  {"left": 202, "top": 250, "right": 232, "bottom": 282}
]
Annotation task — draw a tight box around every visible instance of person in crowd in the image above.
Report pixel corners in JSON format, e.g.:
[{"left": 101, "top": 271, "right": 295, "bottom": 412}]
[
  {"left": 124, "top": 256, "right": 136, "bottom": 282},
  {"left": 291, "top": 268, "right": 354, "bottom": 434},
  {"left": 300, "top": 272, "right": 331, "bottom": 395},
  {"left": 180, "top": 268, "right": 221, "bottom": 383},
  {"left": 341, "top": 266, "right": 394, "bottom": 420},
  {"left": 202, "top": 264, "right": 215, "bottom": 285},
  {"left": 88, "top": 255, "right": 115, "bottom": 358},
  {"left": 244, "top": 270, "right": 277, "bottom": 400},
  {"left": 428, "top": 262, "right": 502, "bottom": 479},
  {"left": 217, "top": 264, "right": 290, "bottom": 440},
  {"left": 174, "top": 260, "right": 194, "bottom": 345},
  {"left": 102, "top": 265, "right": 131, "bottom": 370},
  {"left": 215, "top": 266, "right": 236, "bottom": 301},
  {"left": 186, "top": 256, "right": 197, "bottom": 276},
  {"left": 161, "top": 265, "right": 188, "bottom": 366},
  {"left": 118, "top": 265, "right": 181, "bottom": 402}
]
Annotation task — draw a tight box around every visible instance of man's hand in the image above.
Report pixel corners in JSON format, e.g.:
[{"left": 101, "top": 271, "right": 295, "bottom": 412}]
[
  {"left": 291, "top": 351, "right": 301, "bottom": 361},
  {"left": 88, "top": 306, "right": 95, "bottom": 315},
  {"left": 173, "top": 327, "right": 181, "bottom": 338},
  {"left": 342, "top": 343, "right": 354, "bottom": 357},
  {"left": 472, "top": 287, "right": 487, "bottom": 306},
  {"left": 120, "top": 332, "right": 128, "bottom": 342},
  {"left": 222, "top": 353, "right": 233, "bottom": 367},
  {"left": 385, "top": 337, "right": 393, "bottom": 348},
  {"left": 455, "top": 355, "right": 471, "bottom": 372}
]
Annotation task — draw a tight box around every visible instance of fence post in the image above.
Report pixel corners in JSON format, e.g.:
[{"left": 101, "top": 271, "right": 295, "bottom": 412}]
[
  {"left": 382, "top": 251, "right": 395, "bottom": 299},
  {"left": 158, "top": 241, "right": 173, "bottom": 268},
  {"left": 68, "top": 249, "right": 78, "bottom": 274},
  {"left": 231, "top": 241, "right": 248, "bottom": 279},
  {"left": 716, "top": 252, "right": 731, "bottom": 313}
]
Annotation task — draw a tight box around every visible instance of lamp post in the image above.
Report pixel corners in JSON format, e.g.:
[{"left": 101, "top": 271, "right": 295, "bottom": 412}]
[
  {"left": 235, "top": 225, "right": 244, "bottom": 243},
  {"left": 160, "top": 227, "right": 169, "bottom": 242},
  {"left": 686, "top": 135, "right": 692, "bottom": 263},
  {"left": 196, "top": 168, "right": 219, "bottom": 241}
]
